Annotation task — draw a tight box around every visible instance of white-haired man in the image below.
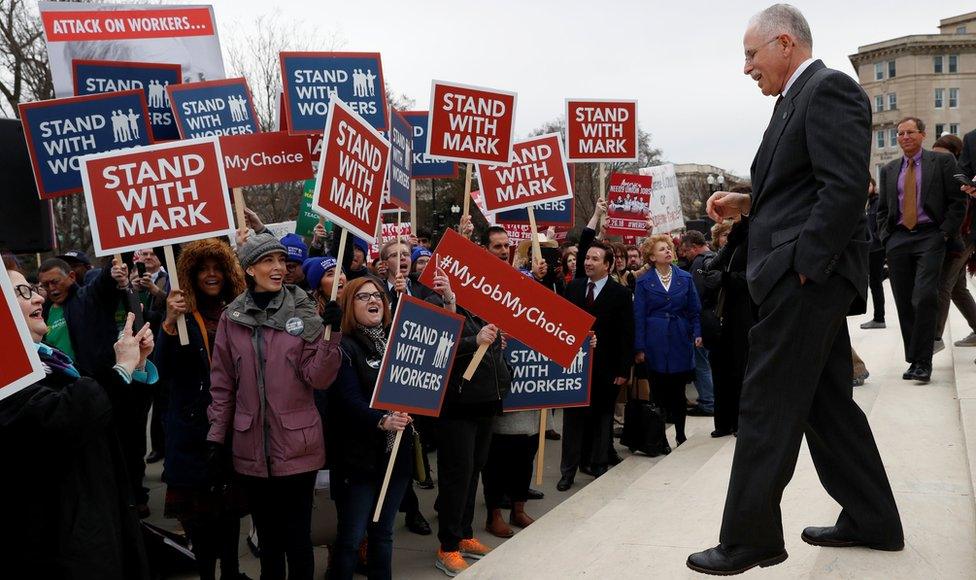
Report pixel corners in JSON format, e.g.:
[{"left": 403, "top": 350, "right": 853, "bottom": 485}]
[{"left": 687, "top": 4, "right": 903, "bottom": 575}]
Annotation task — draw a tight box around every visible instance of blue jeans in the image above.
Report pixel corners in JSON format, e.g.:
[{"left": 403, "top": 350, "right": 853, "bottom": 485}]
[
  {"left": 694, "top": 346, "right": 715, "bottom": 412},
  {"left": 330, "top": 467, "right": 411, "bottom": 580}
]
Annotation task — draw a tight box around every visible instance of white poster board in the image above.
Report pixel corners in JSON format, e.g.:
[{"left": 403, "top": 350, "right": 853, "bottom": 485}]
[{"left": 638, "top": 163, "right": 685, "bottom": 234}]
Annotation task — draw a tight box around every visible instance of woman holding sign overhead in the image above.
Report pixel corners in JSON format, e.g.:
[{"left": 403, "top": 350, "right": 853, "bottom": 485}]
[
  {"left": 326, "top": 276, "right": 413, "bottom": 580},
  {"left": 207, "top": 232, "right": 343, "bottom": 580}
]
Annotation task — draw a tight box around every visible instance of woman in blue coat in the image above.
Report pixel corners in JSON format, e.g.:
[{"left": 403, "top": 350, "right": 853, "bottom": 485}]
[{"left": 634, "top": 234, "right": 702, "bottom": 447}]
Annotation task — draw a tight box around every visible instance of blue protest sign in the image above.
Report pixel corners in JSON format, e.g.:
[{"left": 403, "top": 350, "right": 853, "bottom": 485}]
[
  {"left": 401, "top": 111, "right": 458, "bottom": 179},
  {"left": 388, "top": 110, "right": 413, "bottom": 211},
  {"left": 280, "top": 52, "right": 388, "bottom": 134},
  {"left": 502, "top": 334, "right": 593, "bottom": 411},
  {"left": 372, "top": 296, "right": 465, "bottom": 417},
  {"left": 495, "top": 197, "right": 575, "bottom": 227},
  {"left": 72, "top": 59, "right": 182, "bottom": 141},
  {"left": 19, "top": 89, "right": 153, "bottom": 200},
  {"left": 167, "top": 77, "right": 259, "bottom": 139}
]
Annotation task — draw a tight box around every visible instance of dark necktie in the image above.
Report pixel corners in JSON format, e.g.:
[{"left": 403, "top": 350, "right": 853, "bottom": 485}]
[
  {"left": 586, "top": 282, "right": 595, "bottom": 308},
  {"left": 903, "top": 159, "right": 917, "bottom": 230}
]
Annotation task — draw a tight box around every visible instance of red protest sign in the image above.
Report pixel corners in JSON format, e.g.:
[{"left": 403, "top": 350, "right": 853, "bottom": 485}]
[
  {"left": 605, "top": 173, "right": 653, "bottom": 237},
  {"left": 476, "top": 133, "right": 573, "bottom": 214},
  {"left": 219, "top": 131, "right": 314, "bottom": 188},
  {"left": 311, "top": 97, "right": 389, "bottom": 243},
  {"left": 420, "top": 229, "right": 594, "bottom": 367},
  {"left": 0, "top": 268, "right": 45, "bottom": 403},
  {"left": 80, "top": 137, "right": 235, "bottom": 255},
  {"left": 565, "top": 99, "right": 638, "bottom": 163},
  {"left": 427, "top": 80, "right": 517, "bottom": 165}
]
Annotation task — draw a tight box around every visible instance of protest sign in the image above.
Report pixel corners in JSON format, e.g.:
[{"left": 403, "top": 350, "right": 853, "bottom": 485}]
[
  {"left": 0, "top": 268, "right": 46, "bottom": 403},
  {"left": 419, "top": 229, "right": 594, "bottom": 368},
  {"left": 371, "top": 295, "right": 465, "bottom": 417},
  {"left": 79, "top": 137, "right": 234, "bottom": 255},
  {"left": 369, "top": 222, "right": 412, "bottom": 260},
  {"left": 19, "top": 90, "right": 153, "bottom": 200},
  {"left": 311, "top": 98, "right": 390, "bottom": 244},
  {"left": 72, "top": 59, "right": 182, "bottom": 141},
  {"left": 387, "top": 111, "right": 413, "bottom": 211},
  {"left": 295, "top": 179, "right": 322, "bottom": 237},
  {"left": 427, "top": 80, "right": 517, "bottom": 165},
  {"left": 606, "top": 173, "right": 654, "bottom": 237},
  {"left": 496, "top": 198, "right": 574, "bottom": 227},
  {"left": 503, "top": 335, "right": 593, "bottom": 411},
  {"left": 40, "top": 3, "right": 225, "bottom": 98},
  {"left": 501, "top": 224, "right": 570, "bottom": 246},
  {"left": 638, "top": 163, "right": 685, "bottom": 234},
  {"left": 402, "top": 111, "right": 457, "bottom": 179},
  {"left": 565, "top": 99, "right": 638, "bottom": 163},
  {"left": 280, "top": 52, "right": 388, "bottom": 133},
  {"left": 476, "top": 133, "right": 573, "bottom": 214},
  {"left": 168, "top": 77, "right": 259, "bottom": 139},
  {"left": 218, "top": 131, "right": 313, "bottom": 188}
]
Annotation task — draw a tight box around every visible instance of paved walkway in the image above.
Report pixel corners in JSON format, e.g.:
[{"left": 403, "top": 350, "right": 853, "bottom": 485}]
[{"left": 145, "top": 279, "right": 976, "bottom": 578}]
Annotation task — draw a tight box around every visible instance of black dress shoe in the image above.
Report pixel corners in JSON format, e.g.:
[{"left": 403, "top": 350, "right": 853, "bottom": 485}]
[
  {"left": 589, "top": 465, "right": 608, "bottom": 478},
  {"left": 913, "top": 364, "right": 932, "bottom": 383},
  {"left": 687, "top": 405, "right": 714, "bottom": 417},
  {"left": 556, "top": 475, "right": 574, "bottom": 492},
  {"left": 801, "top": 526, "right": 903, "bottom": 551},
  {"left": 545, "top": 429, "right": 561, "bottom": 440},
  {"left": 579, "top": 464, "right": 595, "bottom": 476},
  {"left": 608, "top": 451, "right": 623, "bottom": 466},
  {"left": 527, "top": 488, "right": 544, "bottom": 500},
  {"left": 687, "top": 544, "right": 788, "bottom": 575},
  {"left": 710, "top": 429, "right": 733, "bottom": 438},
  {"left": 902, "top": 363, "right": 918, "bottom": 380},
  {"left": 405, "top": 510, "right": 432, "bottom": 535},
  {"left": 145, "top": 450, "right": 164, "bottom": 464}
]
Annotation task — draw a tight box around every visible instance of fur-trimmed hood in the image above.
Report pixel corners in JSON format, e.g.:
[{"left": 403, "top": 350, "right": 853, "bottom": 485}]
[{"left": 175, "top": 238, "right": 246, "bottom": 313}]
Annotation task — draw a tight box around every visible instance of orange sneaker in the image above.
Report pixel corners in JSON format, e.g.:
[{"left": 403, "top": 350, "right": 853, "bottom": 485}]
[
  {"left": 435, "top": 548, "right": 469, "bottom": 577},
  {"left": 459, "top": 537, "right": 492, "bottom": 560}
]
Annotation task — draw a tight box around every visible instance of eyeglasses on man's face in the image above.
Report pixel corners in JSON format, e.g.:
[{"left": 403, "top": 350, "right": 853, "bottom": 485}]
[{"left": 745, "top": 36, "right": 780, "bottom": 64}]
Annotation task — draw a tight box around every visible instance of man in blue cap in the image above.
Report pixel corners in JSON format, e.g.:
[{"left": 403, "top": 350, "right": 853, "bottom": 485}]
[{"left": 280, "top": 233, "right": 310, "bottom": 292}]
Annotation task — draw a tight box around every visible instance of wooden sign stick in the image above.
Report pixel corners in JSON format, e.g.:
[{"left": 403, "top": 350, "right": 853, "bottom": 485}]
[
  {"left": 410, "top": 181, "right": 418, "bottom": 235},
  {"left": 324, "top": 228, "right": 348, "bottom": 341},
  {"left": 598, "top": 163, "right": 607, "bottom": 234},
  {"left": 233, "top": 187, "right": 247, "bottom": 230},
  {"left": 163, "top": 245, "right": 189, "bottom": 345},
  {"left": 535, "top": 410, "right": 547, "bottom": 485},
  {"left": 463, "top": 343, "right": 489, "bottom": 381},
  {"left": 372, "top": 429, "right": 404, "bottom": 522},
  {"left": 461, "top": 163, "right": 473, "bottom": 218},
  {"left": 527, "top": 206, "right": 542, "bottom": 268}
]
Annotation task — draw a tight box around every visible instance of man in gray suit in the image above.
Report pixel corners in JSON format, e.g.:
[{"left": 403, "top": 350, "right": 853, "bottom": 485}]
[
  {"left": 877, "top": 117, "right": 966, "bottom": 382},
  {"left": 687, "top": 5, "right": 903, "bottom": 575}
]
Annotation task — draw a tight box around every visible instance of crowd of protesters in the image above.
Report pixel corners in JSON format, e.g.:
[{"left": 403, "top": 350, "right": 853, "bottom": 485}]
[{"left": 3, "top": 123, "right": 975, "bottom": 579}]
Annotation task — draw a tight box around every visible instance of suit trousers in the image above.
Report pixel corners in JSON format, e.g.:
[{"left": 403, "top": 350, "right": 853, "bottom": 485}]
[
  {"left": 719, "top": 273, "right": 902, "bottom": 550},
  {"left": 482, "top": 433, "right": 539, "bottom": 509},
  {"left": 868, "top": 250, "right": 886, "bottom": 322},
  {"left": 435, "top": 416, "right": 493, "bottom": 552},
  {"left": 936, "top": 239, "right": 976, "bottom": 339},
  {"left": 560, "top": 405, "right": 612, "bottom": 478},
  {"left": 886, "top": 227, "right": 946, "bottom": 364}
]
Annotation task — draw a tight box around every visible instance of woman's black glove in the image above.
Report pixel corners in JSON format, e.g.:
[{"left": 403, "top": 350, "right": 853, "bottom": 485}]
[
  {"left": 206, "top": 441, "right": 227, "bottom": 489},
  {"left": 321, "top": 300, "right": 342, "bottom": 331}
]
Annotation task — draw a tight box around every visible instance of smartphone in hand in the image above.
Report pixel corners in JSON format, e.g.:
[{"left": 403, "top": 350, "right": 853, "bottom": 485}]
[{"left": 953, "top": 173, "right": 975, "bottom": 187}]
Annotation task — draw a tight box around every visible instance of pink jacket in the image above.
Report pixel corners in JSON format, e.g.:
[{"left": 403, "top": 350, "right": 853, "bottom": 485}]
[{"left": 207, "top": 287, "right": 340, "bottom": 478}]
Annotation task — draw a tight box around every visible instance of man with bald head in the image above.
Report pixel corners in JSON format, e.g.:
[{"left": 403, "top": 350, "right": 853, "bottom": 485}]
[{"left": 687, "top": 4, "right": 903, "bottom": 575}]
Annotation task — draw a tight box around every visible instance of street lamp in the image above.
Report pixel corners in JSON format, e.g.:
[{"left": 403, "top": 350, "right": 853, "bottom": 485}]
[
  {"left": 450, "top": 203, "right": 460, "bottom": 216},
  {"left": 706, "top": 174, "right": 716, "bottom": 191},
  {"left": 717, "top": 174, "right": 725, "bottom": 189}
]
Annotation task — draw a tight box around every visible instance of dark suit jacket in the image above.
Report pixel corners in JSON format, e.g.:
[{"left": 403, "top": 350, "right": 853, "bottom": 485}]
[
  {"left": 384, "top": 274, "right": 443, "bottom": 314},
  {"left": 876, "top": 149, "right": 965, "bottom": 245},
  {"left": 746, "top": 60, "right": 871, "bottom": 305},
  {"left": 564, "top": 276, "right": 633, "bottom": 412},
  {"left": 960, "top": 129, "right": 976, "bottom": 244}
]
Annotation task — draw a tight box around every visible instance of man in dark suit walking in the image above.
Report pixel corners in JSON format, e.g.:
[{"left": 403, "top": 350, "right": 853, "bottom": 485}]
[
  {"left": 557, "top": 199, "right": 634, "bottom": 491},
  {"left": 877, "top": 117, "right": 966, "bottom": 382},
  {"left": 687, "top": 5, "right": 903, "bottom": 575}
]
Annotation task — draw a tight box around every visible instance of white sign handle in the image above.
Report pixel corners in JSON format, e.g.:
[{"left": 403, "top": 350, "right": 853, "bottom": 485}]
[
  {"left": 372, "top": 429, "right": 404, "bottom": 522},
  {"left": 163, "top": 245, "right": 189, "bottom": 346}
]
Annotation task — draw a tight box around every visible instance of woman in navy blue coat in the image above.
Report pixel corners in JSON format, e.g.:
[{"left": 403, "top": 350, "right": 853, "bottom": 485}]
[{"left": 634, "top": 234, "right": 702, "bottom": 447}]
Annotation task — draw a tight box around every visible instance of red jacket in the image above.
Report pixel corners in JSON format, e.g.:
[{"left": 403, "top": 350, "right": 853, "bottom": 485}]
[{"left": 207, "top": 287, "right": 340, "bottom": 478}]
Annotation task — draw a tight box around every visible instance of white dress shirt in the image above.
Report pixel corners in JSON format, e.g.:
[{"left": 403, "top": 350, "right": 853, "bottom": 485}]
[
  {"left": 587, "top": 275, "right": 609, "bottom": 300},
  {"left": 782, "top": 57, "right": 816, "bottom": 97}
]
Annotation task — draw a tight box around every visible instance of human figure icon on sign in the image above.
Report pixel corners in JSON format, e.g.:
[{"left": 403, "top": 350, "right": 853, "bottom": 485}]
[
  {"left": 567, "top": 348, "right": 586, "bottom": 374},
  {"left": 111, "top": 110, "right": 133, "bottom": 143},
  {"left": 162, "top": 81, "right": 170, "bottom": 106},
  {"left": 351, "top": 69, "right": 362, "bottom": 97},
  {"left": 126, "top": 108, "right": 140, "bottom": 140},
  {"left": 364, "top": 69, "right": 377, "bottom": 97}
]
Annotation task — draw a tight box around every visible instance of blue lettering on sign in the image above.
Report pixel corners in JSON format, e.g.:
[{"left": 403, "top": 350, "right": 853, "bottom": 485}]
[
  {"left": 388, "top": 111, "right": 413, "bottom": 210},
  {"left": 169, "top": 80, "right": 259, "bottom": 139},
  {"left": 502, "top": 335, "right": 592, "bottom": 411},
  {"left": 373, "top": 296, "right": 465, "bottom": 417},
  {"left": 282, "top": 53, "right": 388, "bottom": 132},
  {"left": 496, "top": 198, "right": 574, "bottom": 226},
  {"left": 73, "top": 61, "right": 181, "bottom": 141},
  {"left": 402, "top": 111, "right": 457, "bottom": 179},
  {"left": 20, "top": 90, "right": 153, "bottom": 198}
]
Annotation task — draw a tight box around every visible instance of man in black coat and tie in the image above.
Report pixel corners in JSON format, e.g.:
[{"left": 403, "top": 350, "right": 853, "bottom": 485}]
[
  {"left": 877, "top": 117, "right": 966, "bottom": 382},
  {"left": 557, "top": 199, "right": 634, "bottom": 491},
  {"left": 687, "top": 5, "right": 903, "bottom": 575}
]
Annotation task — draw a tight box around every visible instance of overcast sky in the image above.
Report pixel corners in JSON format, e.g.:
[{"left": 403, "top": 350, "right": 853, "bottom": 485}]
[{"left": 211, "top": 0, "right": 974, "bottom": 177}]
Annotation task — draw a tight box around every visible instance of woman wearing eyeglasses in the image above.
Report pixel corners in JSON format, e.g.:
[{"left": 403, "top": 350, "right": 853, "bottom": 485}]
[
  {"left": 207, "top": 232, "right": 343, "bottom": 580},
  {"left": 0, "top": 268, "right": 157, "bottom": 580}
]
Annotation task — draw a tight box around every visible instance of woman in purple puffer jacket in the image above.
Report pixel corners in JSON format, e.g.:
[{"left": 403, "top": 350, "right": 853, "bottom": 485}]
[{"left": 207, "top": 232, "right": 343, "bottom": 580}]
